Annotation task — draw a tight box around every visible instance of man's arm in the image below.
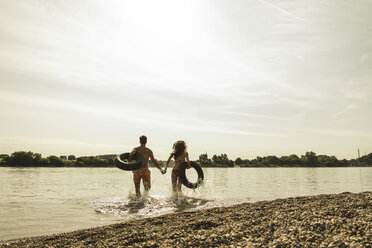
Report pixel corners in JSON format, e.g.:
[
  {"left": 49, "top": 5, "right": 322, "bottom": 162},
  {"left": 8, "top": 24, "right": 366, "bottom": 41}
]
[
  {"left": 165, "top": 154, "right": 173, "bottom": 173},
  {"left": 128, "top": 148, "right": 136, "bottom": 162},
  {"left": 149, "top": 150, "right": 165, "bottom": 174}
]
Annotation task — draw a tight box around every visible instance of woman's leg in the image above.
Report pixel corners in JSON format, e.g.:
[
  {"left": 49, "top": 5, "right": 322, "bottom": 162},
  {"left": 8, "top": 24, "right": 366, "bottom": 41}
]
[
  {"left": 177, "top": 177, "right": 182, "bottom": 192},
  {"left": 171, "top": 171, "right": 178, "bottom": 192}
]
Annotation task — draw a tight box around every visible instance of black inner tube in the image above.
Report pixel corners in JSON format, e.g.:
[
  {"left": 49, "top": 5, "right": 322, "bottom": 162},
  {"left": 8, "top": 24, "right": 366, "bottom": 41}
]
[
  {"left": 114, "top": 153, "right": 143, "bottom": 171},
  {"left": 179, "top": 161, "right": 204, "bottom": 189}
]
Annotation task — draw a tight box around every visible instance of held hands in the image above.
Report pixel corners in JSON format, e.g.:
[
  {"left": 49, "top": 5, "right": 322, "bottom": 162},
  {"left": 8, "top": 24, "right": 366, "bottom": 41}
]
[{"left": 161, "top": 163, "right": 168, "bottom": 175}]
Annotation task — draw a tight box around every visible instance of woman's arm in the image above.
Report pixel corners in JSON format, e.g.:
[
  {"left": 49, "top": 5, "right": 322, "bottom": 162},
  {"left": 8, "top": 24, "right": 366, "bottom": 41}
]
[
  {"left": 186, "top": 152, "right": 191, "bottom": 169},
  {"left": 165, "top": 154, "right": 173, "bottom": 172},
  {"left": 149, "top": 150, "right": 165, "bottom": 174}
]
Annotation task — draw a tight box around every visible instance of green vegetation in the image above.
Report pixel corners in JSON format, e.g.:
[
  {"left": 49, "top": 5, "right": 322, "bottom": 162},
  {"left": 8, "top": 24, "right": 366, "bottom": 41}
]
[
  {"left": 0, "top": 151, "right": 371, "bottom": 167},
  {"left": 198, "top": 152, "right": 372, "bottom": 167},
  {"left": 0, "top": 151, "right": 116, "bottom": 167}
]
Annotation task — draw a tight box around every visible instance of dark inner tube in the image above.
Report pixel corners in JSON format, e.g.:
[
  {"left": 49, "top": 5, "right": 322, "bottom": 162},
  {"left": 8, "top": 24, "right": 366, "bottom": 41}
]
[
  {"left": 179, "top": 161, "right": 204, "bottom": 189},
  {"left": 114, "top": 153, "right": 143, "bottom": 171}
]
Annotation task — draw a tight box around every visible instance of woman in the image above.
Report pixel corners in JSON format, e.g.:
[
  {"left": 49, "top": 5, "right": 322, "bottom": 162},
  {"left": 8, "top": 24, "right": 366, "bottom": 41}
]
[{"left": 165, "top": 140, "right": 191, "bottom": 192}]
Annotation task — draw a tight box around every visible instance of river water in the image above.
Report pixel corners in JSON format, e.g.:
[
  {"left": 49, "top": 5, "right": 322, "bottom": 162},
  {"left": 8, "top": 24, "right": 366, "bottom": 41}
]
[{"left": 0, "top": 167, "right": 371, "bottom": 241}]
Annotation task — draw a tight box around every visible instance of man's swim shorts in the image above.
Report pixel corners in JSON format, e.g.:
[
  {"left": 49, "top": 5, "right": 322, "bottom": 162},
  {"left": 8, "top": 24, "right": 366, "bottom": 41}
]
[{"left": 132, "top": 167, "right": 151, "bottom": 186}]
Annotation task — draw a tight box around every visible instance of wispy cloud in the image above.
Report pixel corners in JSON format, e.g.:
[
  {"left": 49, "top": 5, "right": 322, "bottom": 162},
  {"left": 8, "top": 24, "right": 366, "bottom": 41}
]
[
  {"left": 256, "top": 0, "right": 306, "bottom": 21},
  {"left": 1, "top": 0, "right": 372, "bottom": 158},
  {"left": 214, "top": 110, "right": 296, "bottom": 122},
  {"left": 0, "top": 136, "right": 129, "bottom": 156},
  {"left": 330, "top": 104, "right": 359, "bottom": 120},
  {"left": 360, "top": 53, "right": 370, "bottom": 63},
  {"left": 0, "top": 89, "right": 287, "bottom": 138},
  {"left": 298, "top": 127, "right": 372, "bottom": 139}
]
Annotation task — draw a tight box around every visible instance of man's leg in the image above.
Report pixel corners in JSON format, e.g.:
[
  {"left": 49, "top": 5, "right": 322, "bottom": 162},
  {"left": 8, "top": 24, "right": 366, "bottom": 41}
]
[
  {"left": 133, "top": 171, "right": 141, "bottom": 197},
  {"left": 142, "top": 169, "right": 151, "bottom": 194},
  {"left": 134, "top": 182, "right": 141, "bottom": 197}
]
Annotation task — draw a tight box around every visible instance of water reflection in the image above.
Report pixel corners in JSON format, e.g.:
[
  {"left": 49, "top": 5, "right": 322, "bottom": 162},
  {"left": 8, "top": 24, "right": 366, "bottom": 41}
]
[
  {"left": 304, "top": 168, "right": 319, "bottom": 192},
  {"left": 7, "top": 167, "right": 41, "bottom": 175}
]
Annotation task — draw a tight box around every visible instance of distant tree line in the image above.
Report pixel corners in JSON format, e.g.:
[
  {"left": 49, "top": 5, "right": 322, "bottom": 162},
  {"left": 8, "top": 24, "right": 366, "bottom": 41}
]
[
  {"left": 0, "top": 151, "right": 116, "bottom": 167},
  {"left": 0, "top": 151, "right": 371, "bottom": 167},
  {"left": 198, "top": 152, "right": 372, "bottom": 167}
]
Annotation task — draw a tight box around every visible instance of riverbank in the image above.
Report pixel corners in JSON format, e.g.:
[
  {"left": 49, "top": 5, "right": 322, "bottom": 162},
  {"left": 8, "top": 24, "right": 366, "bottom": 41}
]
[{"left": 2, "top": 192, "right": 371, "bottom": 247}]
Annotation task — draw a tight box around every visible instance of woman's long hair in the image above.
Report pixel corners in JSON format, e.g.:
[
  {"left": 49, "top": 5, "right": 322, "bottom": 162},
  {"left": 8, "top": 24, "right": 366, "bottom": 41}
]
[{"left": 171, "top": 140, "right": 187, "bottom": 160}]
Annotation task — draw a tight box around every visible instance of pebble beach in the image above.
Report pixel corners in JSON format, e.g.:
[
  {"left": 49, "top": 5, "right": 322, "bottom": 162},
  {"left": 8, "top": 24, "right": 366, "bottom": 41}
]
[{"left": 1, "top": 192, "right": 371, "bottom": 248}]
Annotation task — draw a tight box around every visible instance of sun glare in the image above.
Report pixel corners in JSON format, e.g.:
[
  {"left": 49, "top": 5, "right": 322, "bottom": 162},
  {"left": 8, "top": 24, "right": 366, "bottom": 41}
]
[{"left": 80, "top": 1, "right": 217, "bottom": 91}]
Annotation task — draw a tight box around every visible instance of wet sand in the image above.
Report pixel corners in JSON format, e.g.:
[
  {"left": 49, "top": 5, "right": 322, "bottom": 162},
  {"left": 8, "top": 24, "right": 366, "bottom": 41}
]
[{"left": 1, "top": 192, "right": 371, "bottom": 247}]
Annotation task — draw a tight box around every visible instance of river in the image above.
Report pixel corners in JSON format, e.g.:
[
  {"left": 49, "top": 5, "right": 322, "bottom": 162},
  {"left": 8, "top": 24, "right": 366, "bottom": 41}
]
[{"left": 0, "top": 167, "right": 371, "bottom": 241}]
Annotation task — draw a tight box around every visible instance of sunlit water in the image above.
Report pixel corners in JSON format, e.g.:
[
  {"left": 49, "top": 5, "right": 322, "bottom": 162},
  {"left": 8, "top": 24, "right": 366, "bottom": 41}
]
[{"left": 0, "top": 167, "right": 371, "bottom": 241}]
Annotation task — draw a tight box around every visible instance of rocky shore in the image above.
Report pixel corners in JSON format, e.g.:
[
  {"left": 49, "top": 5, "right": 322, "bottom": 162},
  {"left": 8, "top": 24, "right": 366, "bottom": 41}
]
[{"left": 2, "top": 192, "right": 371, "bottom": 247}]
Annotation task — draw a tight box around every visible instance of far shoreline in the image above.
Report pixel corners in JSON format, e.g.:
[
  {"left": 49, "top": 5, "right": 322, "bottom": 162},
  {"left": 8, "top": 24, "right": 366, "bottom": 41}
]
[
  {"left": 1, "top": 165, "right": 371, "bottom": 168},
  {"left": 2, "top": 151, "right": 371, "bottom": 168}
]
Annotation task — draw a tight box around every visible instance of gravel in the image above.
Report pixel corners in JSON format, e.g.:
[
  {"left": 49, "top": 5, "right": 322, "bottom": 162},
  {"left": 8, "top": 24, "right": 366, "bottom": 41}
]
[{"left": 1, "top": 192, "right": 371, "bottom": 247}]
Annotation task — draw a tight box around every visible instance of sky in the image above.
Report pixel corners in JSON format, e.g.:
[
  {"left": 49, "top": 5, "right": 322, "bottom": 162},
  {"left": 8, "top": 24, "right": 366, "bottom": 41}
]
[{"left": 0, "top": 0, "right": 371, "bottom": 160}]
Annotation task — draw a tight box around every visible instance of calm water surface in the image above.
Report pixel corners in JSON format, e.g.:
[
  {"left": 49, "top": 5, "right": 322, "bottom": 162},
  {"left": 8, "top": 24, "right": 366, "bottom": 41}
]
[{"left": 0, "top": 167, "right": 371, "bottom": 241}]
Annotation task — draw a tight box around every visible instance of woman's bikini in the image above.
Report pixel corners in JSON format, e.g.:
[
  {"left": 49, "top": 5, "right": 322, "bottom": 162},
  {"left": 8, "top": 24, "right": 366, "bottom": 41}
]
[{"left": 172, "top": 153, "right": 185, "bottom": 176}]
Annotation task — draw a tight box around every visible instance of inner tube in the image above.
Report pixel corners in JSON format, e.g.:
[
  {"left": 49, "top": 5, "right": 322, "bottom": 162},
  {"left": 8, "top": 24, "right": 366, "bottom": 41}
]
[
  {"left": 114, "top": 153, "right": 143, "bottom": 171},
  {"left": 179, "top": 161, "right": 204, "bottom": 189}
]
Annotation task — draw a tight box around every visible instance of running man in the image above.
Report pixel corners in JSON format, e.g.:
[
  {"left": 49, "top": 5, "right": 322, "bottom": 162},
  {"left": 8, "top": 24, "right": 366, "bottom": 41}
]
[{"left": 129, "top": 135, "right": 165, "bottom": 197}]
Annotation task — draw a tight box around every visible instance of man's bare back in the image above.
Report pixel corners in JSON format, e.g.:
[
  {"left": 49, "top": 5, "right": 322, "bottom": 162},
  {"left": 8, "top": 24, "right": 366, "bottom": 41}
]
[{"left": 131, "top": 146, "right": 154, "bottom": 168}]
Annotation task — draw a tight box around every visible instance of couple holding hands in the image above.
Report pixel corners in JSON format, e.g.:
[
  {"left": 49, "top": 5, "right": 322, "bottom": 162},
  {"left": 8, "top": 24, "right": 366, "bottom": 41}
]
[{"left": 128, "top": 135, "right": 191, "bottom": 197}]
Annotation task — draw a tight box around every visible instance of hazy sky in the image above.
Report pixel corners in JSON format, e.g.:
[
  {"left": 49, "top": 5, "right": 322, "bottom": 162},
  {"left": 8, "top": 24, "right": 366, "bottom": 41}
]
[{"left": 0, "top": 0, "right": 371, "bottom": 160}]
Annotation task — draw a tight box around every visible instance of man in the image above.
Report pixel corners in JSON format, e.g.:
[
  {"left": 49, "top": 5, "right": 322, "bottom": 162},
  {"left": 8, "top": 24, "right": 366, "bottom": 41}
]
[{"left": 129, "top": 135, "right": 165, "bottom": 197}]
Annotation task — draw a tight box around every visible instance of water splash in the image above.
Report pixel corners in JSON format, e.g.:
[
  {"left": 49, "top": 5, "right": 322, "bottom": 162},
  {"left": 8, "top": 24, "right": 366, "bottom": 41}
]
[{"left": 85, "top": 191, "right": 221, "bottom": 221}]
